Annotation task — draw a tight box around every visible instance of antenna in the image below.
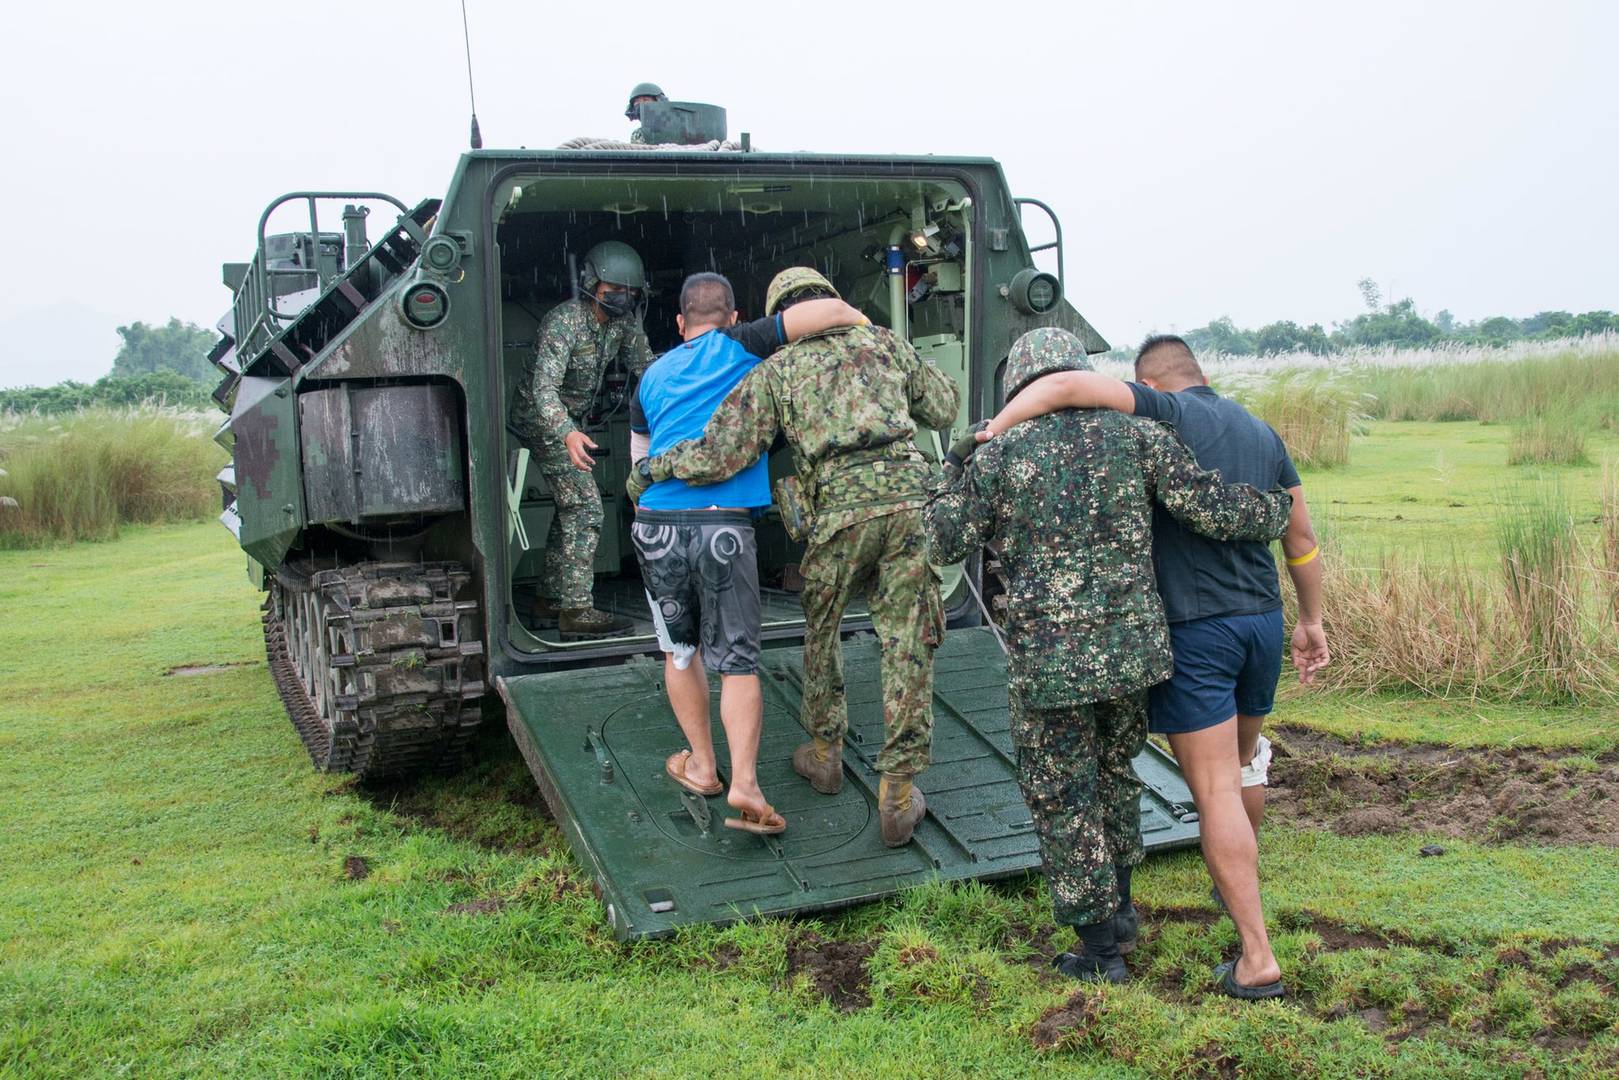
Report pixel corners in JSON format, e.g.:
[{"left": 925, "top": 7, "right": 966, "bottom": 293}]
[{"left": 460, "top": 0, "right": 483, "bottom": 149}]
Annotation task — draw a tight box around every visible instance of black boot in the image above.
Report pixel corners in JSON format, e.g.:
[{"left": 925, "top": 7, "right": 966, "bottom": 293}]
[
  {"left": 1052, "top": 917, "right": 1129, "bottom": 984},
  {"left": 1113, "top": 864, "right": 1139, "bottom": 955}
]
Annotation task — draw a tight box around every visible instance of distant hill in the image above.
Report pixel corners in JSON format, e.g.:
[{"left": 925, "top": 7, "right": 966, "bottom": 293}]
[{"left": 0, "top": 302, "right": 125, "bottom": 389}]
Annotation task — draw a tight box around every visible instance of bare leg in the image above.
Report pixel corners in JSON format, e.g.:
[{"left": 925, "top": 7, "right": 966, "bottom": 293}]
[
  {"left": 666, "top": 655, "right": 718, "bottom": 789},
  {"left": 1169, "top": 718, "right": 1280, "bottom": 987},
  {"left": 1237, "top": 713, "right": 1267, "bottom": 838},
  {"left": 719, "top": 674, "right": 767, "bottom": 815}
]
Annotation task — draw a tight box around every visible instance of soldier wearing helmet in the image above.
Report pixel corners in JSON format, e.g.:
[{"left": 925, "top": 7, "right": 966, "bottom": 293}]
[
  {"left": 510, "top": 240, "right": 653, "bottom": 638},
  {"left": 923, "top": 327, "right": 1293, "bottom": 985},
  {"left": 643, "top": 267, "right": 961, "bottom": 847},
  {"left": 625, "top": 82, "right": 667, "bottom": 144}
]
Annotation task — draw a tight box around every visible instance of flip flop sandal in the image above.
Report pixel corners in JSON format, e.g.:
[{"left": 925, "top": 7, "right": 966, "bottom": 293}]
[
  {"left": 665, "top": 751, "right": 723, "bottom": 797},
  {"left": 1213, "top": 960, "right": 1285, "bottom": 1001},
  {"left": 723, "top": 804, "right": 787, "bottom": 835}
]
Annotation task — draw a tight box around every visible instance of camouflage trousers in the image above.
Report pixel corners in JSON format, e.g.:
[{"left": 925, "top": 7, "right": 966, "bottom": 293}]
[
  {"left": 1009, "top": 689, "right": 1147, "bottom": 928},
  {"left": 800, "top": 509, "right": 944, "bottom": 776},
  {"left": 534, "top": 448, "right": 603, "bottom": 609}
]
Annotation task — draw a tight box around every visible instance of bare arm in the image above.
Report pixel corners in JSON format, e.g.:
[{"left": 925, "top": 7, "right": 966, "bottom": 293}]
[
  {"left": 630, "top": 430, "right": 650, "bottom": 460},
  {"left": 780, "top": 298, "right": 867, "bottom": 342},
  {"left": 983, "top": 371, "right": 1137, "bottom": 437},
  {"left": 1281, "top": 484, "right": 1329, "bottom": 683}
]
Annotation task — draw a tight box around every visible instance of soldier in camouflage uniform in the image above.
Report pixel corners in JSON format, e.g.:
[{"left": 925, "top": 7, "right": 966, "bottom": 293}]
[
  {"left": 625, "top": 82, "right": 667, "bottom": 144},
  {"left": 646, "top": 267, "right": 960, "bottom": 846},
  {"left": 510, "top": 240, "right": 653, "bottom": 638},
  {"left": 925, "top": 327, "right": 1292, "bottom": 982}
]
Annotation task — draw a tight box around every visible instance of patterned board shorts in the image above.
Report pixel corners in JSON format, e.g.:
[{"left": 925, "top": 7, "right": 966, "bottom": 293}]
[{"left": 631, "top": 509, "right": 762, "bottom": 675}]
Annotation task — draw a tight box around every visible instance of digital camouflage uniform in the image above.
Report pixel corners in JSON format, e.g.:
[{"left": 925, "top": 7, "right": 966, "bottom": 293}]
[
  {"left": 651, "top": 323, "right": 960, "bottom": 775},
  {"left": 510, "top": 297, "right": 652, "bottom": 607},
  {"left": 925, "top": 328, "right": 1292, "bottom": 927}
]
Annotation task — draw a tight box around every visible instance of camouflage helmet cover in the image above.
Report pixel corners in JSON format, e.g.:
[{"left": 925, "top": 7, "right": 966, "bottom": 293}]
[
  {"left": 625, "top": 82, "right": 667, "bottom": 118},
  {"left": 765, "top": 267, "right": 841, "bottom": 316},
  {"left": 1002, "top": 327, "right": 1094, "bottom": 401},
  {"left": 582, "top": 240, "right": 647, "bottom": 291}
]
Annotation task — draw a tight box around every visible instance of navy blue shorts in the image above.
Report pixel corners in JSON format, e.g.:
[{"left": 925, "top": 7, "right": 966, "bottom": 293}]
[{"left": 1148, "top": 610, "right": 1285, "bottom": 735}]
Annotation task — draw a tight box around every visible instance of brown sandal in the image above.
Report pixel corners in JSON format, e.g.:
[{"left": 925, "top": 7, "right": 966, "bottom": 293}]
[
  {"left": 665, "top": 750, "right": 723, "bottom": 797},
  {"left": 723, "top": 803, "right": 787, "bottom": 835}
]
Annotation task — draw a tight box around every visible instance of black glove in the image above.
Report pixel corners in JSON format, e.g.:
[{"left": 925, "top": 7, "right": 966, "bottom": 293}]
[
  {"left": 943, "top": 422, "right": 988, "bottom": 476},
  {"left": 626, "top": 457, "right": 652, "bottom": 505}
]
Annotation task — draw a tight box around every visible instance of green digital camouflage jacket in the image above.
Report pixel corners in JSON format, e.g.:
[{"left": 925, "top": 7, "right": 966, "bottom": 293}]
[
  {"left": 651, "top": 324, "right": 960, "bottom": 543},
  {"left": 926, "top": 410, "right": 1293, "bottom": 708},
  {"left": 510, "top": 297, "right": 653, "bottom": 455}
]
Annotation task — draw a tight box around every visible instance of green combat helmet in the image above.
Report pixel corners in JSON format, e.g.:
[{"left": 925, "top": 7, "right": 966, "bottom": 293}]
[
  {"left": 1003, "top": 327, "right": 1093, "bottom": 400},
  {"left": 581, "top": 240, "right": 647, "bottom": 291},
  {"left": 764, "top": 267, "right": 841, "bottom": 316},
  {"left": 625, "top": 82, "right": 667, "bottom": 120}
]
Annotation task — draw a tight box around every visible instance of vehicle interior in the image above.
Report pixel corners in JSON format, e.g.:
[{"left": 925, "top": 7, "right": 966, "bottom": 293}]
[{"left": 492, "top": 172, "right": 976, "bottom": 655}]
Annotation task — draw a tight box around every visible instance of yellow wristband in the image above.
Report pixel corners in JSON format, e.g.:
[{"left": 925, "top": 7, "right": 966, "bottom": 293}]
[{"left": 1286, "top": 544, "right": 1320, "bottom": 567}]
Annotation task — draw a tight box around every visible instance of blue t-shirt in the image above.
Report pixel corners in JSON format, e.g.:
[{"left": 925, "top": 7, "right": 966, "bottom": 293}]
[
  {"left": 632, "top": 316, "right": 785, "bottom": 511},
  {"left": 1130, "top": 383, "right": 1301, "bottom": 624}
]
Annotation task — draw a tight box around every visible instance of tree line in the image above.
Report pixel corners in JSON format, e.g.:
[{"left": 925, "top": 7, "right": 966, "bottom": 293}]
[
  {"left": 2, "top": 319, "right": 216, "bottom": 413},
  {"left": 1176, "top": 280, "right": 1618, "bottom": 357}
]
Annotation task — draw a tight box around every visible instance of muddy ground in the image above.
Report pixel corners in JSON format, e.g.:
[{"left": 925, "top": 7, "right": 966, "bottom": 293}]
[{"left": 1265, "top": 724, "right": 1619, "bottom": 846}]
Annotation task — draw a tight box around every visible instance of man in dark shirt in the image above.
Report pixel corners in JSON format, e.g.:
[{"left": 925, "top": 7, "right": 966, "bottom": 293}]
[{"left": 981, "top": 334, "right": 1328, "bottom": 1000}]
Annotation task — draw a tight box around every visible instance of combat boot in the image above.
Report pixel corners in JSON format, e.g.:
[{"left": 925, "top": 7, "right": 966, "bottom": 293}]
[
  {"left": 792, "top": 738, "right": 843, "bottom": 795},
  {"left": 1053, "top": 917, "right": 1129, "bottom": 984},
  {"left": 557, "top": 606, "right": 633, "bottom": 639},
  {"left": 532, "top": 597, "right": 562, "bottom": 628},
  {"left": 1113, "top": 864, "right": 1138, "bottom": 954},
  {"left": 878, "top": 773, "right": 926, "bottom": 847},
  {"left": 1113, "top": 903, "right": 1139, "bottom": 955}
]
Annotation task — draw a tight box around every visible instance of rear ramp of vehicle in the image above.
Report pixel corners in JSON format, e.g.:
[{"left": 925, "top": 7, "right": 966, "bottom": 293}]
[{"left": 498, "top": 628, "right": 1199, "bottom": 940}]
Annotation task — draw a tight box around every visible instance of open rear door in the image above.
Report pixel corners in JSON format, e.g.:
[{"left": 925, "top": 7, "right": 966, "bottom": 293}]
[{"left": 498, "top": 628, "right": 1199, "bottom": 940}]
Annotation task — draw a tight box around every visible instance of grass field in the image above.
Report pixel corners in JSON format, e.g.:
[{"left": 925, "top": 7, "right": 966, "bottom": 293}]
[{"left": 3, "top": 423, "right": 1618, "bottom": 1077}]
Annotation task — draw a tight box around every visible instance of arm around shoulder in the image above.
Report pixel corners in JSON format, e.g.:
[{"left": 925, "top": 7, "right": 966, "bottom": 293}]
[
  {"left": 780, "top": 298, "right": 865, "bottom": 342},
  {"left": 984, "top": 371, "right": 1136, "bottom": 437},
  {"left": 1143, "top": 423, "right": 1292, "bottom": 542}
]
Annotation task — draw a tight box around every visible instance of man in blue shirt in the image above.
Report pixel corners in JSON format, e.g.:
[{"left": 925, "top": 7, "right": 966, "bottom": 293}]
[
  {"left": 979, "top": 334, "right": 1329, "bottom": 1000},
  {"left": 626, "top": 271, "right": 863, "bottom": 835}
]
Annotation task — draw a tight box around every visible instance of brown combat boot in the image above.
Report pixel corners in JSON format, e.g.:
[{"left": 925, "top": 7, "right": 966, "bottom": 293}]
[
  {"left": 558, "top": 606, "right": 633, "bottom": 639},
  {"left": 878, "top": 773, "right": 926, "bottom": 847},
  {"left": 532, "top": 596, "right": 562, "bottom": 628},
  {"left": 792, "top": 738, "right": 843, "bottom": 795}
]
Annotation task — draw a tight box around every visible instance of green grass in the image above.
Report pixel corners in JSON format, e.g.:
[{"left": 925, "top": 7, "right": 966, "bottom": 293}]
[
  {"left": 4, "top": 522, "right": 1619, "bottom": 1077},
  {"left": 1299, "top": 420, "right": 1619, "bottom": 569}
]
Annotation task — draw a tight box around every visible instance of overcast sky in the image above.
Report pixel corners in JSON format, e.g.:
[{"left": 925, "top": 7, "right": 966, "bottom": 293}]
[{"left": 1, "top": 0, "right": 1613, "bottom": 387}]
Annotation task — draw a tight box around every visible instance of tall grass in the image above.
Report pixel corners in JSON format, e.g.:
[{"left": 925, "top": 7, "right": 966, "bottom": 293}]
[
  {"left": 1095, "top": 335, "right": 1619, "bottom": 432},
  {"left": 1226, "top": 370, "right": 1366, "bottom": 469},
  {"left": 1507, "top": 417, "right": 1590, "bottom": 466},
  {"left": 0, "top": 408, "right": 225, "bottom": 547},
  {"left": 1602, "top": 464, "right": 1619, "bottom": 626},
  {"left": 1354, "top": 347, "right": 1619, "bottom": 428},
  {"left": 1311, "top": 487, "right": 1619, "bottom": 707}
]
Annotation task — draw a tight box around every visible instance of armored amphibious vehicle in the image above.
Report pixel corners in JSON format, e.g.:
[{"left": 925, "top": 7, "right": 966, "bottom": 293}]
[{"left": 211, "top": 105, "right": 1199, "bottom": 938}]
